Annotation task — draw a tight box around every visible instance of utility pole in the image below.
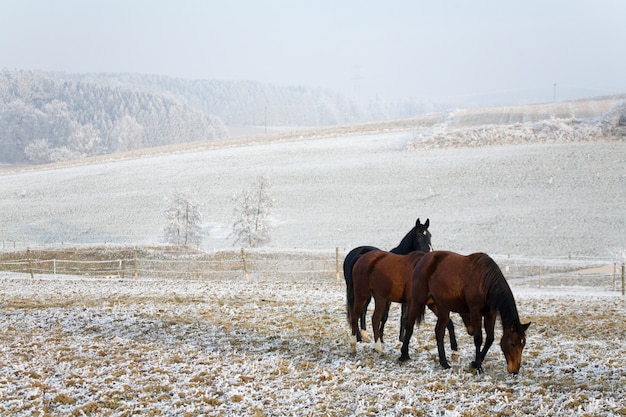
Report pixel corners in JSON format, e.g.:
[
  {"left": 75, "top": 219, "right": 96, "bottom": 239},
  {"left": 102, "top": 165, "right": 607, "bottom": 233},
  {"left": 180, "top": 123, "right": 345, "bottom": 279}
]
[{"left": 553, "top": 83, "right": 557, "bottom": 102}]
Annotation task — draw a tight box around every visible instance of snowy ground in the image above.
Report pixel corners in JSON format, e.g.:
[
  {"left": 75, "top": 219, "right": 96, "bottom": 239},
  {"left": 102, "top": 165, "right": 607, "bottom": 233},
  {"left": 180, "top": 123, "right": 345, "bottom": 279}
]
[
  {"left": 0, "top": 101, "right": 624, "bottom": 415},
  {"left": 0, "top": 270, "right": 624, "bottom": 416},
  {"left": 0, "top": 126, "right": 624, "bottom": 260}
]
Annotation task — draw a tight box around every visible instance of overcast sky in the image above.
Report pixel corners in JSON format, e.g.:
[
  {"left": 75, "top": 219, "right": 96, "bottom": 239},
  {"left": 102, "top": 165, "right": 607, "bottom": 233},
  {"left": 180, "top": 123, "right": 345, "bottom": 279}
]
[{"left": 1, "top": 0, "right": 625, "bottom": 105}]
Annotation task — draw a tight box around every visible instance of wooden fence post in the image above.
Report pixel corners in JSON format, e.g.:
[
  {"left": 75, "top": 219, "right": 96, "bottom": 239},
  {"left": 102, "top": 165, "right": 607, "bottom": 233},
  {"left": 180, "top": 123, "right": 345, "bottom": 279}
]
[
  {"left": 241, "top": 248, "right": 250, "bottom": 282},
  {"left": 336, "top": 247, "right": 340, "bottom": 281},
  {"left": 621, "top": 263, "right": 625, "bottom": 297},
  {"left": 133, "top": 249, "right": 138, "bottom": 279},
  {"left": 27, "top": 248, "right": 34, "bottom": 279}
]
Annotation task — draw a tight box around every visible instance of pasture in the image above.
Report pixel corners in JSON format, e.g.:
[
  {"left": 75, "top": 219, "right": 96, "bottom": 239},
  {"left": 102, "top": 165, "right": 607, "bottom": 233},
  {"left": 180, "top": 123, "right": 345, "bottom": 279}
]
[
  {"left": 0, "top": 98, "right": 624, "bottom": 415},
  {"left": 1, "top": 264, "right": 624, "bottom": 416}
]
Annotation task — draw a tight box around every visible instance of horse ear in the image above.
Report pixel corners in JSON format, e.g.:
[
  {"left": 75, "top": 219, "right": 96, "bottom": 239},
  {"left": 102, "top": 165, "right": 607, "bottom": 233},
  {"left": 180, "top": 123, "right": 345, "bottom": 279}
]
[
  {"left": 522, "top": 322, "right": 531, "bottom": 331},
  {"left": 416, "top": 218, "right": 421, "bottom": 227},
  {"left": 424, "top": 218, "right": 429, "bottom": 228}
]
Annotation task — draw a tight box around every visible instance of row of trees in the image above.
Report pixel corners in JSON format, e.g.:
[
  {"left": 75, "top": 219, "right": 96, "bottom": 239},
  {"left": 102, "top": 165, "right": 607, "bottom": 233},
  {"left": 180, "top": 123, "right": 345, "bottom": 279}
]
[
  {"left": 54, "top": 72, "right": 445, "bottom": 127},
  {"left": 164, "top": 176, "right": 273, "bottom": 248}
]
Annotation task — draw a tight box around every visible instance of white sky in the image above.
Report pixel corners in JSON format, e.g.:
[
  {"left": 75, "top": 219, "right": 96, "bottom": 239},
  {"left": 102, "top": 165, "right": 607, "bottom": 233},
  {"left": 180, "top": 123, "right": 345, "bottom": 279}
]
[{"left": 1, "top": 0, "right": 625, "bottom": 104}]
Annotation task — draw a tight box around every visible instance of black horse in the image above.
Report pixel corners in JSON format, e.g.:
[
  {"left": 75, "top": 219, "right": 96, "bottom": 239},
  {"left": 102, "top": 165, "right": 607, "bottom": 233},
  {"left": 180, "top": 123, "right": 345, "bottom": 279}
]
[{"left": 343, "top": 218, "right": 456, "bottom": 349}]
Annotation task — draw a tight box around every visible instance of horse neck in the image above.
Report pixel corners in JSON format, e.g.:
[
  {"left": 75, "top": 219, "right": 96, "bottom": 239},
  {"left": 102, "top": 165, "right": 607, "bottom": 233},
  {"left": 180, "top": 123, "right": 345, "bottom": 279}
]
[
  {"left": 482, "top": 257, "right": 523, "bottom": 332},
  {"left": 390, "top": 228, "right": 416, "bottom": 254}
]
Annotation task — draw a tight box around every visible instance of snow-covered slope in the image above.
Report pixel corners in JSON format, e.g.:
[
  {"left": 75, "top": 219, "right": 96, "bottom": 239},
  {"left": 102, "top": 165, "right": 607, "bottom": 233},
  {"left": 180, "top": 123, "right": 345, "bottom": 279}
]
[{"left": 0, "top": 100, "right": 624, "bottom": 259}]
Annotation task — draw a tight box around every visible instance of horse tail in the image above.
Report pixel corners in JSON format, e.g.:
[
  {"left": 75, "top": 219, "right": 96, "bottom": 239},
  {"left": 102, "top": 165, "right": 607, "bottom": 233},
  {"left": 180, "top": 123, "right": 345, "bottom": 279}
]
[
  {"left": 343, "top": 246, "right": 377, "bottom": 323},
  {"left": 345, "top": 271, "right": 355, "bottom": 324},
  {"left": 413, "top": 252, "right": 435, "bottom": 326}
]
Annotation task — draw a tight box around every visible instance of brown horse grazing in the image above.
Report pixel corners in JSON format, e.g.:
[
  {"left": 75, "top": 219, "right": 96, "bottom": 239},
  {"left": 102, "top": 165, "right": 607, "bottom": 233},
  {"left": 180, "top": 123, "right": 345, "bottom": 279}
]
[
  {"left": 400, "top": 251, "right": 530, "bottom": 374},
  {"left": 347, "top": 250, "right": 457, "bottom": 355}
]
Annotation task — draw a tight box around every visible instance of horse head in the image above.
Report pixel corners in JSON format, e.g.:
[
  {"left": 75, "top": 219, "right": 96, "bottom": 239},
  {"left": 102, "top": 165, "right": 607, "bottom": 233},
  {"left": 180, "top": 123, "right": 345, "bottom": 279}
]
[
  {"left": 413, "top": 218, "right": 432, "bottom": 252},
  {"left": 500, "top": 321, "right": 531, "bottom": 374}
]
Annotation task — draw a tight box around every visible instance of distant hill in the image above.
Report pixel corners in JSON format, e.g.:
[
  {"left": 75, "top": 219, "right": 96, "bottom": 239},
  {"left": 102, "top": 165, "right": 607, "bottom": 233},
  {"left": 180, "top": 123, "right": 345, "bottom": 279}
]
[
  {"left": 1, "top": 68, "right": 624, "bottom": 165},
  {"left": 0, "top": 69, "right": 446, "bottom": 164},
  {"left": 46, "top": 72, "right": 451, "bottom": 126}
]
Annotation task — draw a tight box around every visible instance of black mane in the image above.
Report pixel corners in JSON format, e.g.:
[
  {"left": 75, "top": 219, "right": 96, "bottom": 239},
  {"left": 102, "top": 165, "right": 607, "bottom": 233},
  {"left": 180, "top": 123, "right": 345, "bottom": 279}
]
[
  {"left": 477, "top": 254, "right": 525, "bottom": 336},
  {"left": 391, "top": 218, "right": 431, "bottom": 254}
]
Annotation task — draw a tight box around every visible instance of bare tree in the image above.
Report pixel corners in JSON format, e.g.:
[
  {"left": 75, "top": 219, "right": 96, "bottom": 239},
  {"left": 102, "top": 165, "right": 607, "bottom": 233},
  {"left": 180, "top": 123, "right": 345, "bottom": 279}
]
[
  {"left": 164, "top": 191, "right": 203, "bottom": 247},
  {"left": 232, "top": 175, "right": 273, "bottom": 247}
]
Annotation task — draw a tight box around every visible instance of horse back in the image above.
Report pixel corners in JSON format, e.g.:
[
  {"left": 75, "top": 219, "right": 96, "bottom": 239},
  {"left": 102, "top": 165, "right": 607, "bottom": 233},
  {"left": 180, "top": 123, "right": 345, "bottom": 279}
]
[
  {"left": 353, "top": 250, "right": 425, "bottom": 303},
  {"left": 413, "top": 251, "right": 489, "bottom": 314}
]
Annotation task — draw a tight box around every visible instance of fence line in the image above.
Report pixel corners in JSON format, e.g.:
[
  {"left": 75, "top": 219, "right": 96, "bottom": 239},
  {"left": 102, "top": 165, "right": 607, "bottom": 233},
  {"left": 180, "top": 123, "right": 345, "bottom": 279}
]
[
  {"left": 0, "top": 247, "right": 623, "bottom": 293},
  {"left": 0, "top": 248, "right": 341, "bottom": 280}
]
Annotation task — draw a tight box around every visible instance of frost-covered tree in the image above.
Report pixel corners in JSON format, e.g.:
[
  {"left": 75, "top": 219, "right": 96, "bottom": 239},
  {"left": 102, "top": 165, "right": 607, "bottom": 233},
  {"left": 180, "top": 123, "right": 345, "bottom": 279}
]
[
  {"left": 109, "top": 115, "right": 144, "bottom": 152},
  {"left": 24, "top": 139, "right": 52, "bottom": 164},
  {"left": 232, "top": 175, "right": 273, "bottom": 247},
  {"left": 164, "top": 191, "right": 203, "bottom": 247},
  {"left": 67, "top": 123, "right": 102, "bottom": 156}
]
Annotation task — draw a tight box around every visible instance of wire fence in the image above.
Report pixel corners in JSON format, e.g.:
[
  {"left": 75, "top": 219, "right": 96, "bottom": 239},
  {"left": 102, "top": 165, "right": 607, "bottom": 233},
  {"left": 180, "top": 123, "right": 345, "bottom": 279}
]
[{"left": 0, "top": 245, "right": 624, "bottom": 294}]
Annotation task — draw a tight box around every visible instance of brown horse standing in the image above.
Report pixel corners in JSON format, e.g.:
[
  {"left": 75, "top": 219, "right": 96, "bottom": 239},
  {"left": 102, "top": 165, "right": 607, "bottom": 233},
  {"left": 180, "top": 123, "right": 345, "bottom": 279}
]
[
  {"left": 400, "top": 251, "right": 530, "bottom": 374},
  {"left": 347, "top": 250, "right": 457, "bottom": 355},
  {"left": 343, "top": 218, "right": 433, "bottom": 343}
]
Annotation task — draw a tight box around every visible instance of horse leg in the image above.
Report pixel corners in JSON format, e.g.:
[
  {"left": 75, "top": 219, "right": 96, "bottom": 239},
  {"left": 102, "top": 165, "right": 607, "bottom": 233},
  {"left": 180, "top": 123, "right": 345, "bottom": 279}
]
[
  {"left": 469, "top": 310, "right": 484, "bottom": 373},
  {"left": 398, "top": 302, "right": 406, "bottom": 342},
  {"left": 350, "top": 296, "right": 369, "bottom": 352},
  {"left": 399, "top": 301, "right": 424, "bottom": 362},
  {"left": 371, "top": 297, "right": 386, "bottom": 354},
  {"left": 378, "top": 300, "right": 391, "bottom": 344},
  {"left": 435, "top": 314, "right": 451, "bottom": 369},
  {"left": 428, "top": 303, "right": 458, "bottom": 352},
  {"left": 398, "top": 319, "right": 414, "bottom": 362},
  {"left": 480, "top": 312, "right": 496, "bottom": 361},
  {"left": 359, "top": 297, "right": 371, "bottom": 343},
  {"left": 447, "top": 319, "right": 458, "bottom": 352}
]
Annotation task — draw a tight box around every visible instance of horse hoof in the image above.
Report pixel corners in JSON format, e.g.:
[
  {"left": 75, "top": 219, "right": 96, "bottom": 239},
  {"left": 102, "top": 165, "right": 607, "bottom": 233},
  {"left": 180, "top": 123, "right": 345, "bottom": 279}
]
[
  {"left": 360, "top": 330, "right": 371, "bottom": 343},
  {"left": 441, "top": 363, "right": 451, "bottom": 370},
  {"left": 470, "top": 361, "right": 484, "bottom": 374},
  {"left": 398, "top": 355, "right": 410, "bottom": 362}
]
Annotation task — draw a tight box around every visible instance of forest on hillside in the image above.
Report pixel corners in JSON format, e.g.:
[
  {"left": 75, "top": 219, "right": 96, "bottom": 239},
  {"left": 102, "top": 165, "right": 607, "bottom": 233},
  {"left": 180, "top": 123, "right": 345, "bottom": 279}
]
[
  {"left": 0, "top": 69, "right": 443, "bottom": 164},
  {"left": 50, "top": 72, "right": 444, "bottom": 126},
  {"left": 3, "top": 69, "right": 623, "bottom": 166},
  {"left": 0, "top": 70, "right": 229, "bottom": 164}
]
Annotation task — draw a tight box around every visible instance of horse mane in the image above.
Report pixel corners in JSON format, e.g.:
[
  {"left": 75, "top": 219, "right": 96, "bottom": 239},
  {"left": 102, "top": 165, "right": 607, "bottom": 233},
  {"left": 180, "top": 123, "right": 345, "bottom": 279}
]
[
  {"left": 474, "top": 254, "right": 526, "bottom": 336},
  {"left": 390, "top": 227, "right": 416, "bottom": 254}
]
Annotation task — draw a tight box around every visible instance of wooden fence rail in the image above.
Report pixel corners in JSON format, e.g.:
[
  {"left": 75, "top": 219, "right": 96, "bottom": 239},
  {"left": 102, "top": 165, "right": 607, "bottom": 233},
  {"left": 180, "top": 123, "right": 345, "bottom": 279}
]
[
  {"left": 0, "top": 247, "right": 623, "bottom": 293},
  {"left": 0, "top": 248, "right": 341, "bottom": 280}
]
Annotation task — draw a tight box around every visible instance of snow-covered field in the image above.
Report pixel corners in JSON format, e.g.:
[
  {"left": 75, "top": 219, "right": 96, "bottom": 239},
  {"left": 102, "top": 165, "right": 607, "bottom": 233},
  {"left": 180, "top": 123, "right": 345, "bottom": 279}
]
[
  {"left": 0, "top": 108, "right": 624, "bottom": 259},
  {"left": 1, "top": 271, "right": 624, "bottom": 416},
  {"left": 0, "top": 100, "right": 624, "bottom": 415}
]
